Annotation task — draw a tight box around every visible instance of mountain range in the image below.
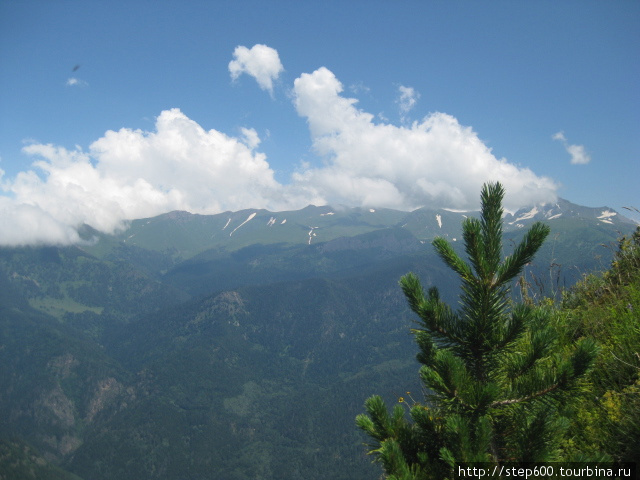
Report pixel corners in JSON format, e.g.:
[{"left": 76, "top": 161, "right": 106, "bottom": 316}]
[{"left": 0, "top": 198, "right": 636, "bottom": 479}]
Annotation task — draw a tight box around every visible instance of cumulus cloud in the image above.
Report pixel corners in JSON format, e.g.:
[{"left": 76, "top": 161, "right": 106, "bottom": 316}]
[
  {"left": 553, "top": 131, "right": 591, "bottom": 165},
  {"left": 228, "top": 44, "right": 283, "bottom": 96},
  {"left": 0, "top": 108, "right": 287, "bottom": 245},
  {"left": 292, "top": 67, "right": 558, "bottom": 212},
  {"left": 0, "top": 63, "right": 559, "bottom": 246}
]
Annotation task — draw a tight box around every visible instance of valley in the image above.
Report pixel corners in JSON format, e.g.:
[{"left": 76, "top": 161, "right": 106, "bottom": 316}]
[{"left": 0, "top": 200, "right": 636, "bottom": 479}]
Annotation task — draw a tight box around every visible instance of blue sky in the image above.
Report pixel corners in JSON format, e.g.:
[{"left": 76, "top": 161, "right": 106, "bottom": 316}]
[{"left": 0, "top": 0, "right": 638, "bottom": 244}]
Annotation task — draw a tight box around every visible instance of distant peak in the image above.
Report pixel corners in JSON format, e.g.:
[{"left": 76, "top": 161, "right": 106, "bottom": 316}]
[{"left": 162, "top": 210, "right": 194, "bottom": 220}]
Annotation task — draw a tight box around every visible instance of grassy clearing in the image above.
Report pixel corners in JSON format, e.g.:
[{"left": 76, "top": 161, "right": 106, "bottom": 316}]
[{"left": 29, "top": 296, "right": 103, "bottom": 319}]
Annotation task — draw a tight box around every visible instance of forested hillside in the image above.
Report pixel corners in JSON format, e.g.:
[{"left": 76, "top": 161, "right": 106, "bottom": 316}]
[{"left": 0, "top": 202, "right": 637, "bottom": 479}]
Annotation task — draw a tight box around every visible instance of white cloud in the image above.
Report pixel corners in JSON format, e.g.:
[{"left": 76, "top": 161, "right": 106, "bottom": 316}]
[
  {"left": 566, "top": 144, "right": 590, "bottom": 165},
  {"left": 292, "top": 67, "right": 558, "bottom": 212},
  {"left": 349, "top": 82, "right": 370, "bottom": 95},
  {"left": 1, "top": 108, "right": 286, "bottom": 245},
  {"left": 553, "top": 131, "right": 591, "bottom": 165},
  {"left": 66, "top": 77, "right": 88, "bottom": 87},
  {"left": 396, "top": 85, "right": 420, "bottom": 120},
  {"left": 0, "top": 197, "right": 82, "bottom": 245},
  {"left": 0, "top": 66, "right": 559, "bottom": 246},
  {"left": 240, "top": 127, "right": 261, "bottom": 149},
  {"left": 228, "top": 44, "right": 283, "bottom": 96}
]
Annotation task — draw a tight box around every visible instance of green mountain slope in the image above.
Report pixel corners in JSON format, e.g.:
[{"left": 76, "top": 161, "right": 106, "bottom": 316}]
[
  {"left": 71, "top": 267, "right": 447, "bottom": 479},
  {"left": 0, "top": 200, "right": 636, "bottom": 479},
  {"left": 0, "top": 267, "right": 134, "bottom": 469},
  {"left": 0, "top": 439, "right": 83, "bottom": 480}
]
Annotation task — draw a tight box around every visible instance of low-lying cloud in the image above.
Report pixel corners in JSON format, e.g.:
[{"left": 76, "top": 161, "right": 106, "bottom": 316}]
[{"left": 0, "top": 47, "right": 559, "bottom": 246}]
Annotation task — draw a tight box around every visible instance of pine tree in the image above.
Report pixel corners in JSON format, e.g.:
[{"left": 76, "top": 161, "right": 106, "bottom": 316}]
[{"left": 356, "top": 182, "right": 598, "bottom": 479}]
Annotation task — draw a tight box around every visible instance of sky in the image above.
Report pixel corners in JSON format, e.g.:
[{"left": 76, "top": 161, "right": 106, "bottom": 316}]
[{"left": 0, "top": 0, "right": 638, "bottom": 245}]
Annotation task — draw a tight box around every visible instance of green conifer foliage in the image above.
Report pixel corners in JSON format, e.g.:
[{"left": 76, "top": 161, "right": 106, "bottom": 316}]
[{"left": 356, "top": 183, "right": 598, "bottom": 479}]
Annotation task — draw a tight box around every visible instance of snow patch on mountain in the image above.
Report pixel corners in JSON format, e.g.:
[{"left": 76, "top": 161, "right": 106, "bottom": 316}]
[
  {"left": 436, "top": 214, "right": 442, "bottom": 229},
  {"left": 223, "top": 218, "right": 231, "bottom": 230},
  {"left": 229, "top": 212, "right": 256, "bottom": 236},
  {"left": 511, "top": 206, "right": 539, "bottom": 224},
  {"left": 320, "top": 212, "right": 335, "bottom": 216},
  {"left": 267, "top": 217, "right": 276, "bottom": 226},
  {"left": 597, "top": 210, "right": 617, "bottom": 225},
  {"left": 308, "top": 226, "right": 318, "bottom": 245}
]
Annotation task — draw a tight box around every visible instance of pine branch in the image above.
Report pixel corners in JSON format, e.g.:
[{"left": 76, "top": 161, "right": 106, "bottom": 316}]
[
  {"left": 489, "top": 382, "right": 561, "bottom": 408},
  {"left": 463, "top": 218, "right": 488, "bottom": 279},
  {"left": 433, "top": 237, "right": 474, "bottom": 282},
  {"left": 401, "top": 274, "right": 463, "bottom": 345},
  {"left": 479, "top": 182, "right": 505, "bottom": 275},
  {"left": 497, "top": 222, "right": 550, "bottom": 285},
  {"left": 494, "top": 304, "right": 529, "bottom": 351}
]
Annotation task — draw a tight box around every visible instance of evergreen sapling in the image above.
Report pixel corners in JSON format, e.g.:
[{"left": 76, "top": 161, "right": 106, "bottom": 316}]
[{"left": 356, "top": 182, "right": 597, "bottom": 479}]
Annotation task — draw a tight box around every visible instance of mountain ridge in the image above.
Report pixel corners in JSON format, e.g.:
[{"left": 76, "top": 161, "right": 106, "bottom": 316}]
[{"left": 82, "top": 198, "right": 637, "bottom": 263}]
